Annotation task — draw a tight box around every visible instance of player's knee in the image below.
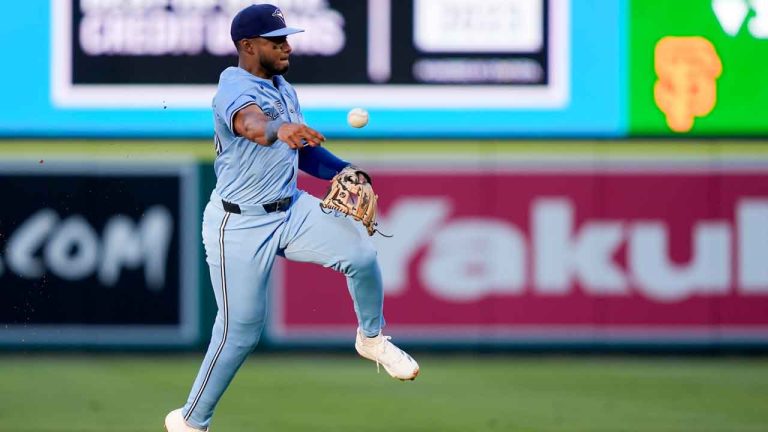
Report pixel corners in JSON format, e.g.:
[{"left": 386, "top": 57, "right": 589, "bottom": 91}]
[
  {"left": 342, "top": 243, "right": 378, "bottom": 275},
  {"left": 234, "top": 332, "right": 261, "bottom": 351}
]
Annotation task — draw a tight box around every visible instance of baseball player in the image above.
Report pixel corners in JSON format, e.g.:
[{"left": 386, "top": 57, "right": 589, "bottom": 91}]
[{"left": 164, "top": 4, "right": 419, "bottom": 431}]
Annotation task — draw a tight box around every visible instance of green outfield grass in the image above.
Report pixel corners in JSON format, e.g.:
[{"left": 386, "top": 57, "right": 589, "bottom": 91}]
[
  {"left": 1, "top": 139, "right": 768, "bottom": 162},
  {"left": 0, "top": 354, "right": 766, "bottom": 432}
]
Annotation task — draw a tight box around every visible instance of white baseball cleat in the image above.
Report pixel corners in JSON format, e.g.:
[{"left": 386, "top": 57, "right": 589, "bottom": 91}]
[
  {"left": 355, "top": 328, "right": 419, "bottom": 381},
  {"left": 164, "top": 408, "right": 208, "bottom": 432}
]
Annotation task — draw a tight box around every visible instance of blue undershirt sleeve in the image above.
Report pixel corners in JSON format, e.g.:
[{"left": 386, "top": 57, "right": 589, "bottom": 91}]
[{"left": 298, "top": 146, "right": 350, "bottom": 180}]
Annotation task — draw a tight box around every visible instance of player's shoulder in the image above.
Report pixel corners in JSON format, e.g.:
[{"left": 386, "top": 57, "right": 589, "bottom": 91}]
[
  {"left": 218, "top": 67, "right": 259, "bottom": 92},
  {"left": 214, "top": 67, "right": 268, "bottom": 104}
]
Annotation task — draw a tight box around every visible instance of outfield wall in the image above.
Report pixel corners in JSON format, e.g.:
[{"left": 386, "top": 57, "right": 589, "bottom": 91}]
[
  {"left": 269, "top": 151, "right": 768, "bottom": 348},
  {"left": 0, "top": 160, "right": 201, "bottom": 347},
  {"left": 4, "top": 1, "right": 766, "bottom": 138},
  {"left": 0, "top": 0, "right": 623, "bottom": 138},
  {"left": 1, "top": 141, "right": 767, "bottom": 350}
]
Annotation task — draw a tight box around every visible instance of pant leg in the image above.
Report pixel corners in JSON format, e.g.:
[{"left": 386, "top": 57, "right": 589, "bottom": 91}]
[
  {"left": 183, "top": 203, "right": 285, "bottom": 429},
  {"left": 280, "top": 191, "right": 384, "bottom": 336}
]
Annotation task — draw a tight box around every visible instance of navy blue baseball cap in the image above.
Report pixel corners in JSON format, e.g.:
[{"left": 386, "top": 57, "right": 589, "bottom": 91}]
[{"left": 231, "top": 4, "right": 304, "bottom": 41}]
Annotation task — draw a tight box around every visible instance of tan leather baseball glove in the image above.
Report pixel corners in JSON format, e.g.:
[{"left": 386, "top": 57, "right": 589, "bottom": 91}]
[{"left": 319, "top": 166, "right": 382, "bottom": 236}]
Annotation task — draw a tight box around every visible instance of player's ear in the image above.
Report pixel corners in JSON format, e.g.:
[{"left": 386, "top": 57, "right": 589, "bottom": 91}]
[
  {"left": 237, "top": 39, "right": 251, "bottom": 54},
  {"left": 245, "top": 38, "right": 261, "bottom": 55}
]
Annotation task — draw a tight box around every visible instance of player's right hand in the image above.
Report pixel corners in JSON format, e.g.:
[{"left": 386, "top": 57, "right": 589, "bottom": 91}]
[{"left": 278, "top": 123, "right": 325, "bottom": 149}]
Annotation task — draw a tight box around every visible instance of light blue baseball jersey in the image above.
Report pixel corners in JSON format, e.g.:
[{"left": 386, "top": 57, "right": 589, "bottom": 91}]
[{"left": 212, "top": 66, "right": 304, "bottom": 205}]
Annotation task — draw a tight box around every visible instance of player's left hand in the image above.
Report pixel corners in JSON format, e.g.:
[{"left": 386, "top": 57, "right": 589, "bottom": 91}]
[
  {"left": 320, "top": 166, "right": 381, "bottom": 236},
  {"left": 348, "top": 165, "right": 372, "bottom": 184}
]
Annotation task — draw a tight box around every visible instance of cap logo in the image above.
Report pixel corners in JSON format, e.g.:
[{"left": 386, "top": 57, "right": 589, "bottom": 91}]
[{"left": 272, "top": 8, "right": 286, "bottom": 24}]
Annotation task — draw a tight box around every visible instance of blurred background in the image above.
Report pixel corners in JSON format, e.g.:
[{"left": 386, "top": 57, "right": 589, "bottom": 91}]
[{"left": 1, "top": 1, "right": 767, "bottom": 431}]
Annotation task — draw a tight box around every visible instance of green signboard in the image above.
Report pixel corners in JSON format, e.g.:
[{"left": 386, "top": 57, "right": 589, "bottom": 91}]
[{"left": 630, "top": 0, "right": 768, "bottom": 135}]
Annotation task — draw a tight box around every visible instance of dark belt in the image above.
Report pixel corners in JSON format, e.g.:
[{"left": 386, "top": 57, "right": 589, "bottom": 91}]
[{"left": 222, "top": 196, "right": 293, "bottom": 214}]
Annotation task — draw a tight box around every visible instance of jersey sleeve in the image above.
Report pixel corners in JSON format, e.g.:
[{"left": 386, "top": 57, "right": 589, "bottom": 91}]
[{"left": 215, "top": 91, "right": 258, "bottom": 135}]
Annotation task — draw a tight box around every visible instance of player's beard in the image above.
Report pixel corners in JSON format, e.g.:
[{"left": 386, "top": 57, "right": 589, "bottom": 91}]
[{"left": 262, "top": 59, "right": 290, "bottom": 77}]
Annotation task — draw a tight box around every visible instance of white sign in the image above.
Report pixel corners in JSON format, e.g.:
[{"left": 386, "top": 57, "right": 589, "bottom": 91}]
[{"left": 414, "top": 0, "right": 543, "bottom": 53}]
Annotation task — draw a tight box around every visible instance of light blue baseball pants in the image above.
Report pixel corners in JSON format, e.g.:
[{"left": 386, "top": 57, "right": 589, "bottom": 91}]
[{"left": 182, "top": 190, "right": 384, "bottom": 429}]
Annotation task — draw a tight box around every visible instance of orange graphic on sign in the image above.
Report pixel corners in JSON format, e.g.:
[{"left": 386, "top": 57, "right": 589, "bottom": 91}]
[{"left": 654, "top": 36, "right": 722, "bottom": 133}]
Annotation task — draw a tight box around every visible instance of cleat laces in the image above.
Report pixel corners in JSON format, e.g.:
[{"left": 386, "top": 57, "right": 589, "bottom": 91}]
[{"left": 375, "top": 335, "right": 392, "bottom": 373}]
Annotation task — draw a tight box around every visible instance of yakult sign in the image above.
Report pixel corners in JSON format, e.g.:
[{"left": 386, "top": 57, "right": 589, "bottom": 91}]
[
  {"left": 376, "top": 197, "right": 765, "bottom": 303},
  {"left": 270, "top": 161, "right": 768, "bottom": 345}
]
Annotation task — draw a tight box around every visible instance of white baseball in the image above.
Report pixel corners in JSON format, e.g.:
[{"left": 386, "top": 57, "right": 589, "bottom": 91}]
[{"left": 347, "top": 107, "right": 369, "bottom": 128}]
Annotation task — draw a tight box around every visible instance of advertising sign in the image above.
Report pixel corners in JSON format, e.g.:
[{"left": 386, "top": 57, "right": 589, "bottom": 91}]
[
  {"left": 53, "top": 0, "right": 565, "bottom": 109},
  {"left": 0, "top": 0, "right": 623, "bottom": 137},
  {"left": 269, "top": 158, "right": 768, "bottom": 345},
  {"left": 629, "top": 0, "right": 768, "bottom": 135},
  {"left": 0, "top": 161, "right": 199, "bottom": 347}
]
